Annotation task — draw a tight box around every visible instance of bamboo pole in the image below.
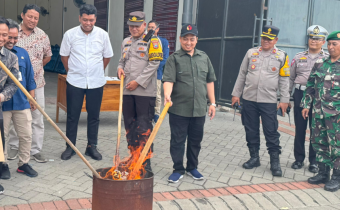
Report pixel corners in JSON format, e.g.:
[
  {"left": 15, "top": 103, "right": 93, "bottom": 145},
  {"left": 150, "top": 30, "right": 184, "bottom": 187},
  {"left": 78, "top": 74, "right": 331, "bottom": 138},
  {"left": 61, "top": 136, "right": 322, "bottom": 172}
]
[
  {"left": 130, "top": 102, "right": 171, "bottom": 179},
  {"left": 114, "top": 75, "right": 124, "bottom": 168},
  {"left": 0, "top": 60, "right": 101, "bottom": 179},
  {"left": 0, "top": 130, "right": 4, "bottom": 162}
]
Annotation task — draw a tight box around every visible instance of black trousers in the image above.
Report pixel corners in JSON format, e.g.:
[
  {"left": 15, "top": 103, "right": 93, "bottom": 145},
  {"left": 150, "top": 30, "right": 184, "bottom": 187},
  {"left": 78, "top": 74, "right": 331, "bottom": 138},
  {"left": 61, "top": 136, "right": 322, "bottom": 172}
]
[
  {"left": 241, "top": 99, "right": 281, "bottom": 153},
  {"left": 293, "top": 88, "right": 316, "bottom": 163},
  {"left": 66, "top": 82, "right": 103, "bottom": 146},
  {"left": 169, "top": 113, "right": 206, "bottom": 175},
  {"left": 123, "top": 95, "right": 155, "bottom": 148}
]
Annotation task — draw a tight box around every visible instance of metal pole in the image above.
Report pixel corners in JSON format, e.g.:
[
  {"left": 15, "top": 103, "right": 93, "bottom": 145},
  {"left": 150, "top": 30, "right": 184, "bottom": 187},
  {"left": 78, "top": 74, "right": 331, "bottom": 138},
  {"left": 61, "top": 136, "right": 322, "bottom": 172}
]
[
  {"left": 257, "top": 0, "right": 266, "bottom": 46},
  {"left": 266, "top": 0, "right": 271, "bottom": 25},
  {"left": 182, "top": 0, "right": 193, "bottom": 25},
  {"left": 252, "top": 15, "right": 257, "bottom": 47}
]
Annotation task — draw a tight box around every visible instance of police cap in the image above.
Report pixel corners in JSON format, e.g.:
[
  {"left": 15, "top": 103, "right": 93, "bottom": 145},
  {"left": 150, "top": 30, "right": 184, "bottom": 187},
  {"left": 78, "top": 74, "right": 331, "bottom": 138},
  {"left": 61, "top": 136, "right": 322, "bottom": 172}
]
[
  {"left": 307, "top": 25, "right": 328, "bottom": 38},
  {"left": 127, "top": 11, "right": 145, "bottom": 26},
  {"left": 261, "top": 25, "right": 279, "bottom": 40}
]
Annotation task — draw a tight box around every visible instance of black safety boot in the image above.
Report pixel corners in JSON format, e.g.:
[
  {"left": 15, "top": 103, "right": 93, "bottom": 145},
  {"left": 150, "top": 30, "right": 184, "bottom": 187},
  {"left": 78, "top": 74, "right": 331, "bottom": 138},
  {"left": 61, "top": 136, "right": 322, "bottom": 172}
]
[
  {"left": 243, "top": 148, "right": 260, "bottom": 169},
  {"left": 85, "top": 145, "right": 102, "bottom": 160},
  {"left": 270, "top": 152, "right": 282, "bottom": 176},
  {"left": 0, "top": 164, "right": 11, "bottom": 179},
  {"left": 307, "top": 162, "right": 330, "bottom": 185},
  {"left": 324, "top": 169, "right": 340, "bottom": 192}
]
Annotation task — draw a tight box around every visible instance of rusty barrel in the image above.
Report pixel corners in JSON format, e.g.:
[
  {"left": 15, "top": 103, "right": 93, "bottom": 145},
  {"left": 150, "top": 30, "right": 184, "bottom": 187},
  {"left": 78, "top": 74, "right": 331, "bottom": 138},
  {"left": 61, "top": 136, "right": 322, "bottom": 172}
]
[{"left": 92, "top": 168, "right": 154, "bottom": 210}]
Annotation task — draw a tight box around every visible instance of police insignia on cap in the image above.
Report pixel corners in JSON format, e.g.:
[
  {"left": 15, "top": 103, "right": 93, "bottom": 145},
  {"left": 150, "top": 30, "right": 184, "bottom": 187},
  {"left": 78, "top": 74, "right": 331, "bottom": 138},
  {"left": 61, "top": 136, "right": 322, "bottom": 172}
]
[
  {"left": 132, "top": 16, "right": 137, "bottom": 21},
  {"left": 187, "top": 25, "right": 192, "bottom": 30},
  {"left": 313, "top": 26, "right": 320, "bottom": 35}
]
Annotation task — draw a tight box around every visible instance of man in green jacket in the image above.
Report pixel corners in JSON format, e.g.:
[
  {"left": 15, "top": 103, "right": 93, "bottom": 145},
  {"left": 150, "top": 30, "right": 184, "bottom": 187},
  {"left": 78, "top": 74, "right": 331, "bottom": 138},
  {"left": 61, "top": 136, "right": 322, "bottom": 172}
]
[{"left": 163, "top": 24, "right": 216, "bottom": 183}]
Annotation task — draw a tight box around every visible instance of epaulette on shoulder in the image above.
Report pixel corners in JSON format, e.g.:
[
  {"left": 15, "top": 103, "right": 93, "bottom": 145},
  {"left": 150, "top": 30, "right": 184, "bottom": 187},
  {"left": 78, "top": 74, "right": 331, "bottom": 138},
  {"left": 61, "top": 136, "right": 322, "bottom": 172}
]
[
  {"left": 277, "top": 48, "right": 287, "bottom": 53},
  {"left": 296, "top": 51, "right": 308, "bottom": 56}
]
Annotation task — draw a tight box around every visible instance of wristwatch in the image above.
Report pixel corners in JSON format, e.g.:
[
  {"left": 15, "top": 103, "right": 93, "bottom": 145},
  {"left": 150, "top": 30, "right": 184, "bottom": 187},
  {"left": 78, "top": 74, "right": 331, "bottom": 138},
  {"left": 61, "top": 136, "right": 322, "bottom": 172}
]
[{"left": 211, "top": 103, "right": 216, "bottom": 107}]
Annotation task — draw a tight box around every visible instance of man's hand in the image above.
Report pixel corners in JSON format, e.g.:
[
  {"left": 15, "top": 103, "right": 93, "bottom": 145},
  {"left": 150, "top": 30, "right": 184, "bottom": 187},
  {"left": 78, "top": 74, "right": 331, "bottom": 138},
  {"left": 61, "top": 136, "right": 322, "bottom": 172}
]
[
  {"left": 288, "top": 102, "right": 292, "bottom": 108},
  {"left": 231, "top": 96, "right": 240, "bottom": 107},
  {"left": 277, "top": 103, "right": 288, "bottom": 117},
  {"left": 164, "top": 94, "right": 173, "bottom": 107},
  {"left": 302, "top": 108, "right": 309, "bottom": 120},
  {"left": 117, "top": 68, "right": 125, "bottom": 79},
  {"left": 29, "top": 100, "right": 36, "bottom": 111},
  {"left": 126, "top": 80, "right": 139, "bottom": 91},
  {"left": 208, "top": 105, "right": 216, "bottom": 120}
]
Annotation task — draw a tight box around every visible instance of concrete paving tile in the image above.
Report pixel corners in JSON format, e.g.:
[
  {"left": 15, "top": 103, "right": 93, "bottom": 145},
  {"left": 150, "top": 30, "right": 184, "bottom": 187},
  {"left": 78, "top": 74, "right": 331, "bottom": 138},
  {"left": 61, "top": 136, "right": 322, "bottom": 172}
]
[
  {"left": 220, "top": 195, "right": 247, "bottom": 210},
  {"left": 156, "top": 200, "right": 180, "bottom": 210},
  {"left": 28, "top": 193, "right": 61, "bottom": 203},
  {"left": 276, "top": 191, "right": 306, "bottom": 208},
  {"left": 205, "top": 197, "right": 231, "bottom": 210},
  {"left": 289, "top": 189, "right": 319, "bottom": 207},
  {"left": 314, "top": 188, "right": 340, "bottom": 204},
  {"left": 263, "top": 191, "right": 292, "bottom": 209},
  {"left": 62, "top": 191, "right": 91, "bottom": 200},
  {"left": 191, "top": 198, "right": 214, "bottom": 210},
  {"left": 178, "top": 182, "right": 204, "bottom": 191},
  {"left": 248, "top": 193, "right": 278, "bottom": 210},
  {"left": 228, "top": 178, "right": 251, "bottom": 186},
  {"left": 234, "top": 194, "right": 263, "bottom": 210},
  {"left": 302, "top": 189, "right": 331, "bottom": 206},
  {"left": 153, "top": 183, "right": 178, "bottom": 193}
]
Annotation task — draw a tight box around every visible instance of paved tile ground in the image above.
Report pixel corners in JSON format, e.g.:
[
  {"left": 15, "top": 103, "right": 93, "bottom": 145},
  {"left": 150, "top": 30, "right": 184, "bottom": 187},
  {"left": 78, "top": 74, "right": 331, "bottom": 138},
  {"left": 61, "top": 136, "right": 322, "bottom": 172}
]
[{"left": 0, "top": 72, "right": 334, "bottom": 210}]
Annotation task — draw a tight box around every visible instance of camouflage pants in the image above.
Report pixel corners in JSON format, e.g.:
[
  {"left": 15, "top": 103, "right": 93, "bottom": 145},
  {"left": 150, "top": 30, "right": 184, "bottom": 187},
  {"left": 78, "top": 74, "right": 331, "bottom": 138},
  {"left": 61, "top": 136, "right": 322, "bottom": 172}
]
[{"left": 311, "top": 115, "right": 340, "bottom": 169}]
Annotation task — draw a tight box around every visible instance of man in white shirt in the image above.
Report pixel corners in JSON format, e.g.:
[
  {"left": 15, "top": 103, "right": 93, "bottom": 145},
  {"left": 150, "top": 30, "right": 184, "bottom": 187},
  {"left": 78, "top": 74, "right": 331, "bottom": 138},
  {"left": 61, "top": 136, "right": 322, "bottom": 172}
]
[{"left": 59, "top": 4, "right": 113, "bottom": 160}]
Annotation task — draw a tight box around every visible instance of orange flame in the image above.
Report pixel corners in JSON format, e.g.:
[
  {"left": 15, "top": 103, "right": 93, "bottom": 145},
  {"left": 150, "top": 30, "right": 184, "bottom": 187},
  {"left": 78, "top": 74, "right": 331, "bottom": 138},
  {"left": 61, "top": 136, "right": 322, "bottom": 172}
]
[{"left": 100, "top": 129, "right": 153, "bottom": 180}]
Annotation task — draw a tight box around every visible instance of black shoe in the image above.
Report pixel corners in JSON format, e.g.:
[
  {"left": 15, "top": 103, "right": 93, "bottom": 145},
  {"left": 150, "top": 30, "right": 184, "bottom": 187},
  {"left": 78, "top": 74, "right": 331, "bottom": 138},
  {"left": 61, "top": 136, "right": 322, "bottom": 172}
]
[
  {"left": 324, "top": 169, "right": 340, "bottom": 192},
  {"left": 0, "top": 184, "right": 4, "bottom": 194},
  {"left": 85, "top": 145, "right": 102, "bottom": 160},
  {"left": 291, "top": 161, "right": 304, "bottom": 169},
  {"left": 61, "top": 147, "right": 76, "bottom": 160},
  {"left": 270, "top": 152, "right": 282, "bottom": 177},
  {"left": 243, "top": 148, "right": 260, "bottom": 169},
  {"left": 17, "top": 164, "right": 38, "bottom": 177},
  {"left": 308, "top": 162, "right": 330, "bottom": 185},
  {"left": 0, "top": 164, "right": 11, "bottom": 179},
  {"left": 308, "top": 163, "right": 318, "bottom": 173}
]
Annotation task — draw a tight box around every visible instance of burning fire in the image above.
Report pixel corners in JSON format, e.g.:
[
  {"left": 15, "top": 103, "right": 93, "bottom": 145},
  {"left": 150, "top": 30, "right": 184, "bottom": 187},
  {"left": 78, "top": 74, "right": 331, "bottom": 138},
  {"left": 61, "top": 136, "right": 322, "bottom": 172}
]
[{"left": 100, "top": 129, "right": 153, "bottom": 180}]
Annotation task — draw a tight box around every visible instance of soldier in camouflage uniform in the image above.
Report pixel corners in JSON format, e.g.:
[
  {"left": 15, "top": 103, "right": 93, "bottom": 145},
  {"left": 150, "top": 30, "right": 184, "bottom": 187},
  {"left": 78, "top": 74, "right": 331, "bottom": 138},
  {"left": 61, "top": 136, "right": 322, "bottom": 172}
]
[
  {"left": 0, "top": 16, "right": 20, "bottom": 194},
  {"left": 301, "top": 30, "right": 340, "bottom": 192}
]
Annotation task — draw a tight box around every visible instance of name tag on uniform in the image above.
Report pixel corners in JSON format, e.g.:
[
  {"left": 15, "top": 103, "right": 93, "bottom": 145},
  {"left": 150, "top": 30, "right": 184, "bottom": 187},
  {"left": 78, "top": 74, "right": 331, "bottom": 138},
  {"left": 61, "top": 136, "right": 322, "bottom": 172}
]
[{"left": 18, "top": 72, "right": 23, "bottom": 81}]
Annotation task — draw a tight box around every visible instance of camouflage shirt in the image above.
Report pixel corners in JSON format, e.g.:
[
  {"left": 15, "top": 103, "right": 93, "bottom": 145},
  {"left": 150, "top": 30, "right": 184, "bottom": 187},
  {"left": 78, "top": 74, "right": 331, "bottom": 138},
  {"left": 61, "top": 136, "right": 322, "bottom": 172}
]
[
  {"left": 301, "top": 56, "right": 340, "bottom": 118},
  {"left": 0, "top": 47, "right": 19, "bottom": 103}
]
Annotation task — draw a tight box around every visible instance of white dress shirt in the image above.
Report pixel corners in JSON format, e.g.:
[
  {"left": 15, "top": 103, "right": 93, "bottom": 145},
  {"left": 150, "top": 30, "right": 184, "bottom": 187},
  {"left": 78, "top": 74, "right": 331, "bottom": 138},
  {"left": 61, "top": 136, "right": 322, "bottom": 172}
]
[{"left": 60, "top": 26, "right": 114, "bottom": 89}]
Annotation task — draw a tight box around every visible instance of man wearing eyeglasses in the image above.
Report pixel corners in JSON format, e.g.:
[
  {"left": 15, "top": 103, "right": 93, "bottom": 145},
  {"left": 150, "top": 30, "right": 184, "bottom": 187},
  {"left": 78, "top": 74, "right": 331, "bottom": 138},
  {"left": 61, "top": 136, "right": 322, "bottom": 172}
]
[
  {"left": 289, "top": 25, "right": 329, "bottom": 173},
  {"left": 231, "top": 25, "right": 290, "bottom": 177}
]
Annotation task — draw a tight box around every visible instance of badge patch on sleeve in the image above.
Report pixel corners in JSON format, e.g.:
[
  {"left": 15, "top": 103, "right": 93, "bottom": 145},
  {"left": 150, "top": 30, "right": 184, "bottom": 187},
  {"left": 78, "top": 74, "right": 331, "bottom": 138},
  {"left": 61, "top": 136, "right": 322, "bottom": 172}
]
[
  {"left": 251, "top": 64, "right": 256, "bottom": 69},
  {"left": 272, "top": 67, "right": 277, "bottom": 71},
  {"left": 252, "top": 59, "right": 257, "bottom": 62},
  {"left": 140, "top": 52, "right": 145, "bottom": 57}
]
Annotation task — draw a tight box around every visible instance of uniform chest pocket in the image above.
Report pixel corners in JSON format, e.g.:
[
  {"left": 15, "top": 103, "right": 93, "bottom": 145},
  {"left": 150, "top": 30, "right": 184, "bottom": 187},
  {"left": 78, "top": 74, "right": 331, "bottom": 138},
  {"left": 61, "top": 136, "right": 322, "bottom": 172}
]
[
  {"left": 91, "top": 40, "right": 104, "bottom": 54},
  {"left": 268, "top": 58, "right": 281, "bottom": 73},
  {"left": 331, "top": 75, "right": 340, "bottom": 90},
  {"left": 248, "top": 58, "right": 261, "bottom": 71},
  {"left": 297, "top": 62, "right": 308, "bottom": 68},
  {"left": 137, "top": 46, "right": 148, "bottom": 60}
]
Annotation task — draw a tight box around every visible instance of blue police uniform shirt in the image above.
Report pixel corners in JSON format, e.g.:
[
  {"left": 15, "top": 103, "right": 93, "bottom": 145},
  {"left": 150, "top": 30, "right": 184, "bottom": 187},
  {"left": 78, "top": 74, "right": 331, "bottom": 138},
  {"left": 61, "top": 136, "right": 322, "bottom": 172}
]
[
  {"left": 2, "top": 46, "right": 36, "bottom": 111},
  {"left": 157, "top": 36, "right": 169, "bottom": 80}
]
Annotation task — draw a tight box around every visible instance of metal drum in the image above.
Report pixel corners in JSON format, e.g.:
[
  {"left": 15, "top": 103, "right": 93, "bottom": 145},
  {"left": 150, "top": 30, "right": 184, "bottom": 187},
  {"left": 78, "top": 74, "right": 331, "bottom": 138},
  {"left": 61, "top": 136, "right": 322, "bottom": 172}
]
[{"left": 92, "top": 168, "right": 154, "bottom": 210}]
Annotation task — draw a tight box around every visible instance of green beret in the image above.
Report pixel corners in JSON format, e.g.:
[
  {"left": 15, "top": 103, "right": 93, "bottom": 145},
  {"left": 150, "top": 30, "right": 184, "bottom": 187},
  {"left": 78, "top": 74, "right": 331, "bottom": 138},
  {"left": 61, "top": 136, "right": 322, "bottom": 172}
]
[{"left": 327, "top": 30, "right": 340, "bottom": 41}]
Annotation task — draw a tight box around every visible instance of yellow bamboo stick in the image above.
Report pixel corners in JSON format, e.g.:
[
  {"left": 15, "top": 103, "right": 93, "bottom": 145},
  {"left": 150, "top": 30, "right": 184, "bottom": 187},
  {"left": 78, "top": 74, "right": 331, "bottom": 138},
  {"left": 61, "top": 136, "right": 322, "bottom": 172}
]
[
  {"left": 0, "top": 60, "right": 101, "bottom": 178},
  {"left": 114, "top": 75, "right": 124, "bottom": 168},
  {"left": 130, "top": 102, "right": 171, "bottom": 179}
]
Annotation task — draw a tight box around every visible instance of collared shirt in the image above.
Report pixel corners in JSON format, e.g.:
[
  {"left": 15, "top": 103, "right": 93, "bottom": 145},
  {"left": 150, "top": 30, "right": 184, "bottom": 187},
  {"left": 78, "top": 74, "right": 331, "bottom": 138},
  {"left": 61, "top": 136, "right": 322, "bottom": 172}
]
[
  {"left": 2, "top": 46, "right": 36, "bottom": 111},
  {"left": 232, "top": 46, "right": 290, "bottom": 103},
  {"left": 157, "top": 36, "right": 169, "bottom": 80},
  {"left": 289, "top": 49, "right": 329, "bottom": 92},
  {"left": 0, "top": 47, "right": 19, "bottom": 105},
  {"left": 60, "top": 26, "right": 114, "bottom": 89},
  {"left": 301, "top": 56, "right": 340, "bottom": 118},
  {"left": 162, "top": 48, "right": 216, "bottom": 117},
  {"left": 118, "top": 34, "right": 161, "bottom": 97},
  {"left": 17, "top": 24, "right": 52, "bottom": 89}
]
